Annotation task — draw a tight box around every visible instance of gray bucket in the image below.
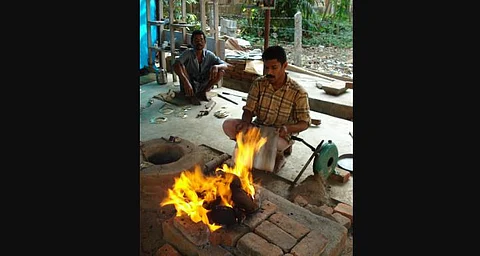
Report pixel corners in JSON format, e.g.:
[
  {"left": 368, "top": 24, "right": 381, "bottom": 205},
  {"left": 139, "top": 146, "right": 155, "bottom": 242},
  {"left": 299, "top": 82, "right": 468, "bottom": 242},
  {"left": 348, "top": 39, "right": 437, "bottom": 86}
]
[{"left": 156, "top": 68, "right": 168, "bottom": 85}]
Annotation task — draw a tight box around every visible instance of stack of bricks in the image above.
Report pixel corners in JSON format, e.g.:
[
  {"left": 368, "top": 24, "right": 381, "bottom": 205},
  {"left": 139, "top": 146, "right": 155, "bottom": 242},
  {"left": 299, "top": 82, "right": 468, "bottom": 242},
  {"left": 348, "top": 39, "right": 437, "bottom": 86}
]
[
  {"left": 224, "top": 59, "right": 261, "bottom": 84},
  {"left": 160, "top": 200, "right": 332, "bottom": 256},
  {"left": 295, "top": 195, "right": 353, "bottom": 230}
]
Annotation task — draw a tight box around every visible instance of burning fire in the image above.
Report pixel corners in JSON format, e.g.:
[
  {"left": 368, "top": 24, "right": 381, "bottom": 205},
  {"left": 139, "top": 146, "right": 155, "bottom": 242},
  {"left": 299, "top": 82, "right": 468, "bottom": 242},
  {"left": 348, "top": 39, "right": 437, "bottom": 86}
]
[{"left": 160, "top": 127, "right": 267, "bottom": 232}]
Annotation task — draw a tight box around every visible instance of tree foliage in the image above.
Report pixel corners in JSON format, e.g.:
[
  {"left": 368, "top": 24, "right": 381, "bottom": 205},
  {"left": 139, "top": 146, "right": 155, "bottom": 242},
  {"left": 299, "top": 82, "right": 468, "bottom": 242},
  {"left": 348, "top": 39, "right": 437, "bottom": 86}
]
[{"left": 239, "top": 0, "right": 352, "bottom": 48}]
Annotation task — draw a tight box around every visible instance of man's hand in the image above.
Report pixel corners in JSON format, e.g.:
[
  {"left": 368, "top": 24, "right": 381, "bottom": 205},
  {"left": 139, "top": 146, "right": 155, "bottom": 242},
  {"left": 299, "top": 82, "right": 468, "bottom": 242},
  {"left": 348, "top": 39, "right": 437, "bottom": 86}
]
[
  {"left": 278, "top": 125, "right": 288, "bottom": 138},
  {"left": 183, "top": 81, "right": 194, "bottom": 96},
  {"left": 209, "top": 65, "right": 219, "bottom": 81},
  {"left": 235, "top": 121, "right": 253, "bottom": 135}
]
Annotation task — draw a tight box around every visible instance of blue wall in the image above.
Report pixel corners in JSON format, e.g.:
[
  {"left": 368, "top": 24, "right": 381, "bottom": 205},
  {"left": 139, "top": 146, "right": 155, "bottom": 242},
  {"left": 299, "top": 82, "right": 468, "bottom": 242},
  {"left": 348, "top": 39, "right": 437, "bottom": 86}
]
[{"left": 140, "top": 0, "right": 158, "bottom": 69}]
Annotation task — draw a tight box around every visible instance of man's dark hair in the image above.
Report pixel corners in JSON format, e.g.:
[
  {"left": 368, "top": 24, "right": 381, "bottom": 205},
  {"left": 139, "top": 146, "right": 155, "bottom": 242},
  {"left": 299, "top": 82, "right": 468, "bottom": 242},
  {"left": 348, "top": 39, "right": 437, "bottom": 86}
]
[
  {"left": 262, "top": 45, "right": 287, "bottom": 64},
  {"left": 191, "top": 30, "right": 206, "bottom": 43}
]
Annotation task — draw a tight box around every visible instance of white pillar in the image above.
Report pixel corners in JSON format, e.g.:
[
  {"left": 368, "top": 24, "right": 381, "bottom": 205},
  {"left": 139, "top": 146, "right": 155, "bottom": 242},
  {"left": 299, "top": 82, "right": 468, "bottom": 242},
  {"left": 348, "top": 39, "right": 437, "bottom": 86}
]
[{"left": 294, "top": 11, "right": 302, "bottom": 66}]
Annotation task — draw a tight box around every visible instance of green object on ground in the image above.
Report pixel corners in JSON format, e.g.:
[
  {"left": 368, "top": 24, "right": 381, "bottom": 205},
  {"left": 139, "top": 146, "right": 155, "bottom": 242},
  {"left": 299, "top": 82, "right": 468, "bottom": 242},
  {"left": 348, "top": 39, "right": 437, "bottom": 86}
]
[{"left": 313, "top": 140, "right": 339, "bottom": 180}]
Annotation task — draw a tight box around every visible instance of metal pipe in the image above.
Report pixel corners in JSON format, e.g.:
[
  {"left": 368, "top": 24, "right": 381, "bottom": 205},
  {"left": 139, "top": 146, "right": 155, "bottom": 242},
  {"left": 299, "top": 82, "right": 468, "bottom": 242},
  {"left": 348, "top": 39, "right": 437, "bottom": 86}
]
[
  {"left": 217, "top": 94, "right": 238, "bottom": 105},
  {"left": 291, "top": 140, "right": 324, "bottom": 186},
  {"left": 291, "top": 135, "right": 315, "bottom": 152}
]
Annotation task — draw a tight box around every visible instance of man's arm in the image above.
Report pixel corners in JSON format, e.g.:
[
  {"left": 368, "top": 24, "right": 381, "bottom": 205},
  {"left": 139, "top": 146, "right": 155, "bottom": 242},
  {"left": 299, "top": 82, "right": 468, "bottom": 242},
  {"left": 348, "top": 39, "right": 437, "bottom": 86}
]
[
  {"left": 209, "top": 62, "right": 233, "bottom": 81},
  {"left": 173, "top": 61, "right": 194, "bottom": 96},
  {"left": 241, "top": 109, "right": 254, "bottom": 124},
  {"left": 279, "top": 90, "right": 311, "bottom": 138},
  {"left": 234, "top": 109, "right": 255, "bottom": 135},
  {"left": 279, "top": 121, "right": 309, "bottom": 138}
]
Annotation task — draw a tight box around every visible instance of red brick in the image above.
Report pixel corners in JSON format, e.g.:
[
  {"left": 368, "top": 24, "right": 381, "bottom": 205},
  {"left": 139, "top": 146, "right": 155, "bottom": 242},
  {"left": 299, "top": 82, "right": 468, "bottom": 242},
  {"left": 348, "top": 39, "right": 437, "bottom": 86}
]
[
  {"left": 236, "top": 232, "right": 283, "bottom": 256},
  {"left": 290, "top": 230, "right": 328, "bottom": 256},
  {"left": 292, "top": 195, "right": 309, "bottom": 207},
  {"left": 268, "top": 212, "right": 310, "bottom": 239},
  {"left": 235, "top": 65, "right": 246, "bottom": 71},
  {"left": 328, "top": 168, "right": 350, "bottom": 183},
  {"left": 332, "top": 213, "right": 351, "bottom": 229},
  {"left": 319, "top": 204, "right": 334, "bottom": 215},
  {"left": 226, "top": 59, "right": 245, "bottom": 65},
  {"left": 155, "top": 243, "right": 182, "bottom": 256},
  {"left": 173, "top": 216, "right": 210, "bottom": 246},
  {"left": 208, "top": 224, "right": 250, "bottom": 247},
  {"left": 304, "top": 204, "right": 336, "bottom": 222},
  {"left": 230, "top": 72, "right": 243, "bottom": 80},
  {"left": 162, "top": 218, "right": 199, "bottom": 256},
  {"left": 333, "top": 203, "right": 353, "bottom": 223},
  {"left": 243, "top": 200, "right": 277, "bottom": 230},
  {"left": 254, "top": 220, "right": 297, "bottom": 252},
  {"left": 242, "top": 72, "right": 256, "bottom": 79}
]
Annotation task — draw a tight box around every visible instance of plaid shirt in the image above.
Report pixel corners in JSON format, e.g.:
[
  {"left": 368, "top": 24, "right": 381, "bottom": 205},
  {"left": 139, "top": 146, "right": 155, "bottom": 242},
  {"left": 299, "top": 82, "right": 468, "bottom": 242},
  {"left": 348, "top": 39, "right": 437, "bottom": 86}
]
[{"left": 243, "top": 75, "right": 311, "bottom": 129}]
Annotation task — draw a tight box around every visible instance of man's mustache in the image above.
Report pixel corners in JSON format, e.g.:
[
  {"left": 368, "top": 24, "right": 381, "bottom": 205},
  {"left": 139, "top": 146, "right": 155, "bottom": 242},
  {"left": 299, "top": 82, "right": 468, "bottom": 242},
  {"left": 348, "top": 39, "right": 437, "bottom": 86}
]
[{"left": 266, "top": 74, "right": 274, "bottom": 78}]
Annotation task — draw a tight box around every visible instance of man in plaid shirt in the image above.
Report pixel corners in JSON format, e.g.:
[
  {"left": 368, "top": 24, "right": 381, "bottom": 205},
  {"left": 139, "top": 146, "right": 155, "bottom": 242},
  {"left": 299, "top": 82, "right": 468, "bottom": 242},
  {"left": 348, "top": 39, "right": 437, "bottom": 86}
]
[{"left": 222, "top": 45, "right": 311, "bottom": 173}]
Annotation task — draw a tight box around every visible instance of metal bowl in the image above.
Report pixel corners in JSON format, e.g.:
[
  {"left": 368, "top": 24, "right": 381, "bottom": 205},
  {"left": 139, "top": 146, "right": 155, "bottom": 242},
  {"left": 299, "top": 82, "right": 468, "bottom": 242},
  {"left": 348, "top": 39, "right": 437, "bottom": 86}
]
[{"left": 337, "top": 153, "right": 353, "bottom": 173}]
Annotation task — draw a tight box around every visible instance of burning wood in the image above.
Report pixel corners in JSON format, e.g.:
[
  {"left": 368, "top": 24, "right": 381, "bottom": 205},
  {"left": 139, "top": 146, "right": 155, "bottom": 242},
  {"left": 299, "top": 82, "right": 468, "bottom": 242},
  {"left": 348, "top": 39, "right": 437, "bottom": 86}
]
[
  {"left": 206, "top": 205, "right": 237, "bottom": 226},
  {"left": 160, "top": 127, "right": 266, "bottom": 232},
  {"left": 205, "top": 171, "right": 259, "bottom": 226},
  {"left": 228, "top": 172, "right": 259, "bottom": 214}
]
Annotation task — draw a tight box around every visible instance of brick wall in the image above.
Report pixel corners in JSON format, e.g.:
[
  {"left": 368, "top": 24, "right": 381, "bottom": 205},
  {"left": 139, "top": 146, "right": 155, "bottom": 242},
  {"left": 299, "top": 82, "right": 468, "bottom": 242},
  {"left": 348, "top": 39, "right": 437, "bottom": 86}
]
[{"left": 223, "top": 59, "right": 262, "bottom": 93}]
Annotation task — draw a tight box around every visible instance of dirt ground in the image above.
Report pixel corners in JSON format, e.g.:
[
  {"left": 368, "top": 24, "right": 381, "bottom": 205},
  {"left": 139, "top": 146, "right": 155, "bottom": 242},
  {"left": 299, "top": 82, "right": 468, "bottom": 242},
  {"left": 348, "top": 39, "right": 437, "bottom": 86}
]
[{"left": 283, "top": 44, "right": 353, "bottom": 81}]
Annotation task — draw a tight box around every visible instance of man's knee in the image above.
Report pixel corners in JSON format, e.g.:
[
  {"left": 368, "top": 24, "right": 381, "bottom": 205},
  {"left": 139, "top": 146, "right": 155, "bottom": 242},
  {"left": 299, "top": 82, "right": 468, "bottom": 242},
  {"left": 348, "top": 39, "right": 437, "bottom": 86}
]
[
  {"left": 211, "top": 70, "right": 225, "bottom": 84},
  {"left": 223, "top": 119, "right": 239, "bottom": 140}
]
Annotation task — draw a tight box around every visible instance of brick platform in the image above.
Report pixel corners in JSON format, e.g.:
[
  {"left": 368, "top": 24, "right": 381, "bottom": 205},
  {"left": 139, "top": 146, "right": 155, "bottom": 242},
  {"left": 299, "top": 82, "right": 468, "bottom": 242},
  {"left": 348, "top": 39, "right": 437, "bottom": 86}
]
[
  {"left": 223, "top": 59, "right": 261, "bottom": 93},
  {"left": 162, "top": 185, "right": 347, "bottom": 256}
]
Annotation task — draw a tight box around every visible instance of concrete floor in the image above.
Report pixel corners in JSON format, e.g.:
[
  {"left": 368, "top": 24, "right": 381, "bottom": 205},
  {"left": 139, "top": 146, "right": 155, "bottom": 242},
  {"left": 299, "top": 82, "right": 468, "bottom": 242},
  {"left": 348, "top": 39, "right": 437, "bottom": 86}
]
[{"left": 139, "top": 74, "right": 353, "bottom": 206}]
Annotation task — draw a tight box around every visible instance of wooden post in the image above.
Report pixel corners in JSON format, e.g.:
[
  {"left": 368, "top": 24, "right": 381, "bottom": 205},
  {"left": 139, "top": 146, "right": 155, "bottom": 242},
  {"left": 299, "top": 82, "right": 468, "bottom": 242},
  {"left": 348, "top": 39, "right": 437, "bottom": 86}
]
[
  {"left": 182, "top": 0, "right": 187, "bottom": 43},
  {"left": 207, "top": 2, "right": 214, "bottom": 36},
  {"left": 146, "top": 0, "right": 153, "bottom": 68},
  {"left": 200, "top": 0, "right": 206, "bottom": 32},
  {"left": 169, "top": 0, "right": 177, "bottom": 82},
  {"left": 213, "top": 0, "right": 220, "bottom": 55},
  {"left": 158, "top": 0, "right": 166, "bottom": 70},
  {"left": 294, "top": 11, "right": 302, "bottom": 66},
  {"left": 264, "top": 9, "right": 270, "bottom": 50}
]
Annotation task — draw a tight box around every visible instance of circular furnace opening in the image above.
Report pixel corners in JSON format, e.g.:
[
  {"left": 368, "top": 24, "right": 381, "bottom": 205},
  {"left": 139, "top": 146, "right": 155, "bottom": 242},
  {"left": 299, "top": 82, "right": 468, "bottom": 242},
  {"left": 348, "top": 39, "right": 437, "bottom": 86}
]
[{"left": 146, "top": 144, "right": 185, "bottom": 165}]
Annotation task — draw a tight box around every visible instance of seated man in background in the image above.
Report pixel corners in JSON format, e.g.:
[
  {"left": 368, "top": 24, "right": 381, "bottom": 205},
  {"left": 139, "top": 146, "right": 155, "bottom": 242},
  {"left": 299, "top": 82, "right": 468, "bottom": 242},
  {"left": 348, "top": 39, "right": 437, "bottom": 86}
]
[
  {"left": 173, "top": 30, "right": 231, "bottom": 105},
  {"left": 222, "top": 45, "right": 311, "bottom": 173}
]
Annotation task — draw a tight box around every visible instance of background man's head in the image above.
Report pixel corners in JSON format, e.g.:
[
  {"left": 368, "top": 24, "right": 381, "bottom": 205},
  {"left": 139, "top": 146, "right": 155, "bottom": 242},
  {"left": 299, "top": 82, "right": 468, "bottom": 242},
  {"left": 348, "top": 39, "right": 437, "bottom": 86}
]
[{"left": 191, "top": 30, "right": 206, "bottom": 50}]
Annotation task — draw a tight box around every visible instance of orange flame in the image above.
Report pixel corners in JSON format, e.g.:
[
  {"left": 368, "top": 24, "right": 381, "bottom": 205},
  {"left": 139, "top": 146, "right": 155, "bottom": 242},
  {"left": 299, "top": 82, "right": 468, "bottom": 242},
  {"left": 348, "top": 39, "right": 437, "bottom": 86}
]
[{"left": 160, "top": 127, "right": 266, "bottom": 232}]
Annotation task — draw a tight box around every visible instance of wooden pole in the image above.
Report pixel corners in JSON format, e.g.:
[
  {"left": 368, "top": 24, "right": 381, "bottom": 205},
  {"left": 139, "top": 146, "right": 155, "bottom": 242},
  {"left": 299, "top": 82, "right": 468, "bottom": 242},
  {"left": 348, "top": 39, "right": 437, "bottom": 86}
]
[
  {"left": 264, "top": 9, "right": 270, "bottom": 50},
  {"left": 169, "top": 0, "right": 177, "bottom": 82},
  {"left": 146, "top": 0, "right": 153, "bottom": 68},
  {"left": 214, "top": 0, "right": 220, "bottom": 55},
  {"left": 158, "top": 0, "right": 166, "bottom": 69},
  {"left": 200, "top": 0, "right": 206, "bottom": 32}
]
